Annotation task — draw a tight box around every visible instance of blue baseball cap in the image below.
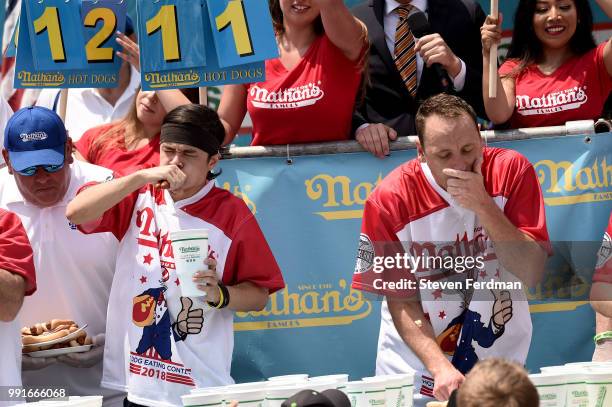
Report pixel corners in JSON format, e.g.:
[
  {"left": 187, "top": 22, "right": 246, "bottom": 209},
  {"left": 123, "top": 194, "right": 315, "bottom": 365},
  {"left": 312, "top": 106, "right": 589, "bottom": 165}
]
[{"left": 4, "top": 106, "right": 67, "bottom": 172}]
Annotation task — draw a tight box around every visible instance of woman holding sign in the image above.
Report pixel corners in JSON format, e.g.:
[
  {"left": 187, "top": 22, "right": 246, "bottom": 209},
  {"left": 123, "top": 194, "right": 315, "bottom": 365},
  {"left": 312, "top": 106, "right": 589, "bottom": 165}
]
[
  {"left": 481, "top": 0, "right": 612, "bottom": 128},
  {"left": 75, "top": 34, "right": 193, "bottom": 172},
  {"left": 218, "top": 0, "right": 369, "bottom": 146}
]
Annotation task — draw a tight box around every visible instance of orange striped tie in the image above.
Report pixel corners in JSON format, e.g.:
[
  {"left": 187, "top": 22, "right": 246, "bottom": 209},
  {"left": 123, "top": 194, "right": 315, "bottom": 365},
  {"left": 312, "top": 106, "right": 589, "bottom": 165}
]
[{"left": 394, "top": 6, "right": 418, "bottom": 98}]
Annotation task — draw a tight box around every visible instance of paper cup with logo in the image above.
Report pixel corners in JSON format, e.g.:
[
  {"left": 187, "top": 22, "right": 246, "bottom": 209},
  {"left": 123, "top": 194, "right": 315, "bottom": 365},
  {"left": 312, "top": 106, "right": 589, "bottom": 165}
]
[
  {"left": 529, "top": 373, "right": 567, "bottom": 407},
  {"left": 585, "top": 371, "right": 612, "bottom": 407},
  {"left": 364, "top": 374, "right": 414, "bottom": 407},
  {"left": 169, "top": 229, "right": 209, "bottom": 297},
  {"left": 342, "top": 380, "right": 385, "bottom": 407},
  {"left": 182, "top": 392, "right": 224, "bottom": 407},
  {"left": 225, "top": 389, "right": 265, "bottom": 407}
]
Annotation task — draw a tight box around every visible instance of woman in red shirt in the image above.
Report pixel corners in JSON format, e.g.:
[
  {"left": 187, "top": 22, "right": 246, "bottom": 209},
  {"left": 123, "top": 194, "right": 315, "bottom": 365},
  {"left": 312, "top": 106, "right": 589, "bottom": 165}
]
[
  {"left": 76, "top": 34, "right": 192, "bottom": 172},
  {"left": 481, "top": 0, "right": 612, "bottom": 128},
  {"left": 218, "top": 0, "right": 369, "bottom": 146}
]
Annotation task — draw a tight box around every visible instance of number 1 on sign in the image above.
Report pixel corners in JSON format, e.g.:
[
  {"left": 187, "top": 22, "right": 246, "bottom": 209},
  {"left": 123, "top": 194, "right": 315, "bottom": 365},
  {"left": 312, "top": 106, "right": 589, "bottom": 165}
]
[
  {"left": 33, "top": 7, "right": 66, "bottom": 62},
  {"left": 215, "top": 0, "right": 253, "bottom": 57},
  {"left": 146, "top": 5, "right": 181, "bottom": 62}
]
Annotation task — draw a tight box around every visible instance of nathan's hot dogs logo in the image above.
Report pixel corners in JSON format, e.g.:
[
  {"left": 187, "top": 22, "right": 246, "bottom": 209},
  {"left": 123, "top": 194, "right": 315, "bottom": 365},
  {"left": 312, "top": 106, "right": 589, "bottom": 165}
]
[
  {"left": 234, "top": 279, "right": 372, "bottom": 331},
  {"left": 17, "top": 71, "right": 65, "bottom": 87},
  {"left": 144, "top": 70, "right": 201, "bottom": 88},
  {"left": 178, "top": 246, "right": 200, "bottom": 254},
  {"left": 535, "top": 155, "right": 612, "bottom": 206},
  {"left": 304, "top": 173, "right": 383, "bottom": 220},
  {"left": 221, "top": 181, "right": 256, "bottom": 214}
]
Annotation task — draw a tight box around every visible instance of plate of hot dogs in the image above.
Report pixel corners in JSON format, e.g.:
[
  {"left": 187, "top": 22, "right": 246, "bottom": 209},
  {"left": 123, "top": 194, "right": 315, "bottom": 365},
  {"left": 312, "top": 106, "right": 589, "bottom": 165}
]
[{"left": 21, "top": 319, "right": 93, "bottom": 356}]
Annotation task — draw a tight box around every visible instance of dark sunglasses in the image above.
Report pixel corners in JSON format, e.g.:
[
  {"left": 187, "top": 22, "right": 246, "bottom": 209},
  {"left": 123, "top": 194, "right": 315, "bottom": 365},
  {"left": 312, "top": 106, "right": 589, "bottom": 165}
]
[{"left": 16, "top": 163, "right": 64, "bottom": 176}]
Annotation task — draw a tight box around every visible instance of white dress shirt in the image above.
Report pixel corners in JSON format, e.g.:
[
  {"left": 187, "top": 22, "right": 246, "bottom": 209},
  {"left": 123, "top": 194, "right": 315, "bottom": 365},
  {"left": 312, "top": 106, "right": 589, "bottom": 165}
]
[{"left": 384, "top": 0, "right": 466, "bottom": 91}]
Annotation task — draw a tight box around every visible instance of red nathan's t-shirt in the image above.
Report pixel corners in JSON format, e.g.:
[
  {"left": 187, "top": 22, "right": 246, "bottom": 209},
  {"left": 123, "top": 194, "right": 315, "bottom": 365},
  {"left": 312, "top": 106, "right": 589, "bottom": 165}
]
[
  {"left": 499, "top": 42, "right": 612, "bottom": 128},
  {"left": 594, "top": 213, "right": 612, "bottom": 284},
  {"left": 76, "top": 124, "right": 160, "bottom": 173},
  {"left": 246, "top": 34, "right": 363, "bottom": 145},
  {"left": 0, "top": 209, "right": 36, "bottom": 295}
]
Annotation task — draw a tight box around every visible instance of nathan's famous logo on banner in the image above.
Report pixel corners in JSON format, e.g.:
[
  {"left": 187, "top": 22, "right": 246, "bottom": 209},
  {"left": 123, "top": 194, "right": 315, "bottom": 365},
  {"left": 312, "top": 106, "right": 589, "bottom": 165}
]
[
  {"left": 144, "top": 71, "right": 201, "bottom": 89},
  {"left": 17, "top": 71, "right": 65, "bottom": 87},
  {"left": 221, "top": 181, "right": 256, "bottom": 214},
  {"left": 535, "top": 155, "right": 612, "bottom": 206},
  {"left": 305, "top": 174, "right": 383, "bottom": 220},
  {"left": 233, "top": 279, "right": 372, "bottom": 331}
]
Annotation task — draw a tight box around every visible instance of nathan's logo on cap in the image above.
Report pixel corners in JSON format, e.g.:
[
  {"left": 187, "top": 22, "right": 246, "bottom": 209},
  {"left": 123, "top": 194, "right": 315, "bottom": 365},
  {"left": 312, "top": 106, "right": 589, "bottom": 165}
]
[{"left": 19, "top": 132, "right": 48, "bottom": 142}]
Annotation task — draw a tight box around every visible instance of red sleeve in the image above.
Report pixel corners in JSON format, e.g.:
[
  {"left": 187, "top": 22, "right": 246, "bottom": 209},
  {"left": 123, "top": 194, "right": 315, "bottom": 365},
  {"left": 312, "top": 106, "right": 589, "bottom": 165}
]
[
  {"left": 75, "top": 127, "right": 97, "bottom": 162},
  {"left": 503, "top": 163, "right": 553, "bottom": 255},
  {"left": 595, "top": 42, "right": 612, "bottom": 97},
  {"left": 76, "top": 176, "right": 140, "bottom": 241},
  {"left": 498, "top": 58, "right": 520, "bottom": 77},
  {"left": 0, "top": 210, "right": 36, "bottom": 295},
  {"left": 221, "top": 215, "right": 284, "bottom": 293},
  {"left": 351, "top": 198, "right": 415, "bottom": 298},
  {"left": 594, "top": 214, "right": 612, "bottom": 284}
]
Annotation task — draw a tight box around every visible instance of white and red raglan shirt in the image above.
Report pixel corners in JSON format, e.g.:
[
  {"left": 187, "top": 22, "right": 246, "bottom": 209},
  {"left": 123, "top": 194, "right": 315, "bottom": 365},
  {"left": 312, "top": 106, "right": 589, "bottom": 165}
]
[
  {"left": 352, "top": 147, "right": 551, "bottom": 399},
  {"left": 78, "top": 178, "right": 285, "bottom": 407},
  {"left": 594, "top": 213, "right": 612, "bottom": 284}
]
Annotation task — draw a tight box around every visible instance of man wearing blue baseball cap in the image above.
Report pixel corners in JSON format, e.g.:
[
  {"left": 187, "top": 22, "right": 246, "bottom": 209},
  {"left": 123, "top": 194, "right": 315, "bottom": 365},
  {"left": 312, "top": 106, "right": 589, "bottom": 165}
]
[{"left": 0, "top": 106, "right": 124, "bottom": 406}]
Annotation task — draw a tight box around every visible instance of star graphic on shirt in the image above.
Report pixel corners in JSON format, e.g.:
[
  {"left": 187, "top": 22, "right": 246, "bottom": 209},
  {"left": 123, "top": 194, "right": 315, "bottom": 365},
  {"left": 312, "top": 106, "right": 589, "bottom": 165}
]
[
  {"left": 480, "top": 270, "right": 488, "bottom": 278},
  {"left": 439, "top": 311, "right": 446, "bottom": 319},
  {"left": 432, "top": 289, "right": 443, "bottom": 300},
  {"left": 143, "top": 253, "right": 153, "bottom": 265},
  {"left": 175, "top": 278, "right": 180, "bottom": 286},
  {"left": 140, "top": 276, "right": 147, "bottom": 284}
]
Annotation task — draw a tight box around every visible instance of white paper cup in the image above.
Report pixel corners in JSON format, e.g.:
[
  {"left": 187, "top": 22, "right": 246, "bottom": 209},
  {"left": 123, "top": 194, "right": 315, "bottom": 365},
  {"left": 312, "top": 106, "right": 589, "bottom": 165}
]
[
  {"left": 529, "top": 374, "right": 567, "bottom": 407},
  {"left": 225, "top": 382, "right": 267, "bottom": 392},
  {"left": 343, "top": 381, "right": 365, "bottom": 407},
  {"left": 342, "top": 380, "right": 386, "bottom": 407},
  {"left": 309, "top": 374, "right": 349, "bottom": 388},
  {"left": 190, "top": 386, "right": 226, "bottom": 394},
  {"left": 225, "top": 389, "right": 266, "bottom": 407},
  {"left": 363, "top": 374, "right": 414, "bottom": 407},
  {"left": 170, "top": 229, "right": 209, "bottom": 298},
  {"left": 182, "top": 392, "right": 225, "bottom": 407},
  {"left": 268, "top": 374, "right": 309, "bottom": 382},
  {"left": 564, "top": 373, "right": 589, "bottom": 407},
  {"left": 306, "top": 379, "right": 340, "bottom": 392},
  {"left": 265, "top": 384, "right": 310, "bottom": 407},
  {"left": 585, "top": 372, "right": 612, "bottom": 407}
]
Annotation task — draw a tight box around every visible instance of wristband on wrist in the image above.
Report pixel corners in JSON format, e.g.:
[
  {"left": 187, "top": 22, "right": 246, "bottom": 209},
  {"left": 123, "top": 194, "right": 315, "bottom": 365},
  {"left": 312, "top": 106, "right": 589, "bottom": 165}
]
[
  {"left": 207, "top": 282, "right": 230, "bottom": 309},
  {"left": 594, "top": 331, "right": 612, "bottom": 345}
]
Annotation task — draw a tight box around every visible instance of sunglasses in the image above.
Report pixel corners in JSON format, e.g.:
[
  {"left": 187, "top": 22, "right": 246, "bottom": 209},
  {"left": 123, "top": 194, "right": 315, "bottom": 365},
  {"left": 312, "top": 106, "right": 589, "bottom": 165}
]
[{"left": 16, "top": 163, "right": 64, "bottom": 176}]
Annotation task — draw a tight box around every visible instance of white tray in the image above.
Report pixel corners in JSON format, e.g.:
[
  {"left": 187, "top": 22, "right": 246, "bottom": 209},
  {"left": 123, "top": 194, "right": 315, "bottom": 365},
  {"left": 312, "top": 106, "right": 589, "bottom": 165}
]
[
  {"left": 26, "top": 344, "right": 92, "bottom": 358},
  {"left": 22, "top": 324, "right": 88, "bottom": 349}
]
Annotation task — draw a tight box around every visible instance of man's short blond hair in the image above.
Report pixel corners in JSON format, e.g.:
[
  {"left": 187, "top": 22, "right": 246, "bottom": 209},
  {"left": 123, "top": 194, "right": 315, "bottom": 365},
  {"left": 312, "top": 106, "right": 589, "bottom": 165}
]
[{"left": 457, "top": 359, "right": 539, "bottom": 407}]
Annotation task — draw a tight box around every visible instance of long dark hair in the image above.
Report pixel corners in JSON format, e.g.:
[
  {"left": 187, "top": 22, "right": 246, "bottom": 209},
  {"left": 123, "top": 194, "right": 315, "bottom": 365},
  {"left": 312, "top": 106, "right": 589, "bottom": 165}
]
[
  {"left": 268, "top": 0, "right": 324, "bottom": 36},
  {"left": 506, "top": 0, "right": 596, "bottom": 73}
]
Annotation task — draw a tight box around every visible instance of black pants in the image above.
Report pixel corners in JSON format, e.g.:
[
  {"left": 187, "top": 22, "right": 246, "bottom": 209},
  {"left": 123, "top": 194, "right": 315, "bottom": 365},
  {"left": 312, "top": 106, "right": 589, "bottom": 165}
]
[{"left": 123, "top": 397, "right": 148, "bottom": 407}]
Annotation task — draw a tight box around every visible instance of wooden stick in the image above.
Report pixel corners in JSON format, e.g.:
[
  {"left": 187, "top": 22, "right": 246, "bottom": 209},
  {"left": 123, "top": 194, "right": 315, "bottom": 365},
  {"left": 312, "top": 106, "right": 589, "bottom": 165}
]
[
  {"left": 199, "top": 87, "right": 208, "bottom": 106},
  {"left": 489, "top": 0, "right": 499, "bottom": 99},
  {"left": 58, "top": 89, "right": 69, "bottom": 122}
]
